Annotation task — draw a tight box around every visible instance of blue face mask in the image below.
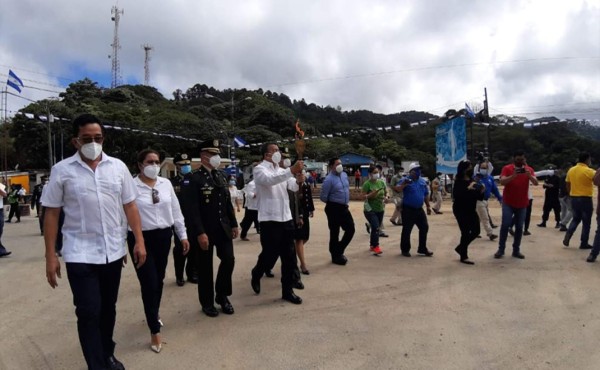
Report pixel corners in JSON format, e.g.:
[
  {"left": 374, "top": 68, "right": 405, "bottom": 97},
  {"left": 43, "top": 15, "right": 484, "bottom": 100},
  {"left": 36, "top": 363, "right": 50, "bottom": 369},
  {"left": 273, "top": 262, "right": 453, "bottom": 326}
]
[
  {"left": 413, "top": 169, "right": 421, "bottom": 179},
  {"left": 180, "top": 165, "right": 192, "bottom": 175}
]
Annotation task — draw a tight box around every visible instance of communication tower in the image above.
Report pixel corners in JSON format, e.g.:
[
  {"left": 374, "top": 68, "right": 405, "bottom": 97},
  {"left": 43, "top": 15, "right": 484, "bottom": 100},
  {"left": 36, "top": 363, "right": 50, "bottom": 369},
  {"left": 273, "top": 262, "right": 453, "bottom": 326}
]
[
  {"left": 109, "top": 5, "right": 124, "bottom": 88},
  {"left": 142, "top": 44, "right": 153, "bottom": 86}
]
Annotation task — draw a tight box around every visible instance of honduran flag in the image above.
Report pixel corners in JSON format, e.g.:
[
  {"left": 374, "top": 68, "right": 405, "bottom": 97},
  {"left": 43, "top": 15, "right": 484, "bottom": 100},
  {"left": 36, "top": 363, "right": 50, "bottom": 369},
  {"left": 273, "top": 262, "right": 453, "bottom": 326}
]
[
  {"left": 464, "top": 103, "right": 476, "bottom": 118},
  {"left": 7, "top": 70, "right": 24, "bottom": 93},
  {"left": 234, "top": 135, "right": 247, "bottom": 147}
]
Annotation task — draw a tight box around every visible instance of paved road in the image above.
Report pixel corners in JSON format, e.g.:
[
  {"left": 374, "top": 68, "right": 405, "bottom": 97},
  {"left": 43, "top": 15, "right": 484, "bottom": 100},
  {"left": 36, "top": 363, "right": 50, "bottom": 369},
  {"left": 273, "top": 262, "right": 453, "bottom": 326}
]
[{"left": 0, "top": 192, "right": 599, "bottom": 369}]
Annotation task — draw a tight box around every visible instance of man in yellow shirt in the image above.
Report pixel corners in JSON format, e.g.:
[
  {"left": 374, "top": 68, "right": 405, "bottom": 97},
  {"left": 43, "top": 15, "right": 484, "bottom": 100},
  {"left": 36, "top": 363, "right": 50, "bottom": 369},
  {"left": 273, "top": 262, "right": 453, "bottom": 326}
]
[
  {"left": 586, "top": 168, "right": 600, "bottom": 262},
  {"left": 563, "top": 152, "right": 596, "bottom": 249}
]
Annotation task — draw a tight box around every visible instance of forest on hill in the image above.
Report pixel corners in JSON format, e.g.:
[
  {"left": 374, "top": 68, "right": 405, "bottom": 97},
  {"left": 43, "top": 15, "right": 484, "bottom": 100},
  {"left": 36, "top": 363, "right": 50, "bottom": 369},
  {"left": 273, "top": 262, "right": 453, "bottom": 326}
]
[{"left": 4, "top": 79, "right": 600, "bottom": 177}]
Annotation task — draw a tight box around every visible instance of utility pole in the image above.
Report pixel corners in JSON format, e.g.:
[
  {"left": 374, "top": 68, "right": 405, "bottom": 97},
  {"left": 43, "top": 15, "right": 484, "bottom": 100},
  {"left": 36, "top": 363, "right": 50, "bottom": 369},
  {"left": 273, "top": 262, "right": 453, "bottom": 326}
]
[
  {"left": 142, "top": 44, "right": 153, "bottom": 86},
  {"left": 484, "top": 87, "right": 491, "bottom": 160},
  {"left": 110, "top": 5, "right": 124, "bottom": 88}
]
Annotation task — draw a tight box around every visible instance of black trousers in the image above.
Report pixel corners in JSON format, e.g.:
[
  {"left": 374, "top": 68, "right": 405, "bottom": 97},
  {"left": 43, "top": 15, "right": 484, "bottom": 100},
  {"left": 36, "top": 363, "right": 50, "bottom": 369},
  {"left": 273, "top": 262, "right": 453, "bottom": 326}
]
[
  {"left": 324, "top": 202, "right": 355, "bottom": 258},
  {"left": 196, "top": 230, "right": 235, "bottom": 308},
  {"left": 252, "top": 221, "right": 297, "bottom": 293},
  {"left": 239, "top": 208, "right": 260, "bottom": 238},
  {"left": 400, "top": 206, "right": 429, "bottom": 252},
  {"left": 66, "top": 258, "right": 123, "bottom": 370},
  {"left": 541, "top": 196, "right": 561, "bottom": 223},
  {"left": 453, "top": 206, "right": 480, "bottom": 258},
  {"left": 127, "top": 228, "right": 172, "bottom": 335},
  {"left": 8, "top": 203, "right": 20, "bottom": 221},
  {"left": 172, "top": 232, "right": 197, "bottom": 281}
]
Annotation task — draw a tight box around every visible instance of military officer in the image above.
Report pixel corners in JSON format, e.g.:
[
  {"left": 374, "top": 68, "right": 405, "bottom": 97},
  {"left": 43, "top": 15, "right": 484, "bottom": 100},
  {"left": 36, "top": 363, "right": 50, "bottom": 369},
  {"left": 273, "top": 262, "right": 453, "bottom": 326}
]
[
  {"left": 171, "top": 153, "right": 198, "bottom": 286},
  {"left": 181, "top": 140, "right": 239, "bottom": 317}
]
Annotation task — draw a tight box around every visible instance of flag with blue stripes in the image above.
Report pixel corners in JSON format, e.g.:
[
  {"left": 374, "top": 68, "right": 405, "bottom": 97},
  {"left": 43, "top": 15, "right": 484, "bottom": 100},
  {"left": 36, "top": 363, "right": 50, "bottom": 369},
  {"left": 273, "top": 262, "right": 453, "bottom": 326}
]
[
  {"left": 7, "top": 70, "right": 24, "bottom": 93},
  {"left": 234, "top": 135, "right": 247, "bottom": 147},
  {"left": 464, "top": 103, "right": 475, "bottom": 118}
]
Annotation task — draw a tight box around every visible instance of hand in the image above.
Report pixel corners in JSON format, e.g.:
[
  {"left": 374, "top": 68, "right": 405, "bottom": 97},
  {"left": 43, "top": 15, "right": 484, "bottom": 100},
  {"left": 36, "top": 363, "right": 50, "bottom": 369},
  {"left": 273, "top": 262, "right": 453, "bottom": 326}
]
[
  {"left": 309, "top": 211, "right": 314, "bottom": 218},
  {"left": 296, "top": 173, "right": 306, "bottom": 183},
  {"left": 427, "top": 207, "right": 432, "bottom": 215},
  {"left": 231, "top": 227, "right": 239, "bottom": 239},
  {"left": 122, "top": 255, "right": 128, "bottom": 267},
  {"left": 198, "top": 233, "right": 209, "bottom": 250},
  {"left": 291, "top": 160, "right": 304, "bottom": 175},
  {"left": 297, "top": 218, "right": 304, "bottom": 227},
  {"left": 181, "top": 239, "right": 190, "bottom": 255},
  {"left": 133, "top": 242, "right": 147, "bottom": 269},
  {"left": 46, "top": 254, "right": 61, "bottom": 289}
]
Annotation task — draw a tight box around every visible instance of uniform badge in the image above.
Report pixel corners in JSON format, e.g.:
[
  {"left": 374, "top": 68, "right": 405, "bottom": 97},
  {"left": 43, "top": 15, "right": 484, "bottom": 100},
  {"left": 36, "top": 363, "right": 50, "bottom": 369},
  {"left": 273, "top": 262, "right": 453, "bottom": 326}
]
[
  {"left": 181, "top": 154, "right": 188, "bottom": 160},
  {"left": 213, "top": 139, "right": 219, "bottom": 147}
]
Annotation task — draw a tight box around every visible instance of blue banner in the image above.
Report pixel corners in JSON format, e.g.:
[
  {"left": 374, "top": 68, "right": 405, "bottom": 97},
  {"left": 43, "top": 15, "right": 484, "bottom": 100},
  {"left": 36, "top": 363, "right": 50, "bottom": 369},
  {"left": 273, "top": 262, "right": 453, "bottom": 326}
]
[{"left": 436, "top": 117, "right": 467, "bottom": 174}]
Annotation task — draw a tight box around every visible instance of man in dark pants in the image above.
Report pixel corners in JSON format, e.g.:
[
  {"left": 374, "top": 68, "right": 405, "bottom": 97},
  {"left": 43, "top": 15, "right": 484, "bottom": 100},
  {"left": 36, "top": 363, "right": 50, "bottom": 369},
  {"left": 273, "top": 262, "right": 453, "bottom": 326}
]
[
  {"left": 42, "top": 114, "right": 146, "bottom": 370},
  {"left": 320, "top": 157, "right": 355, "bottom": 265},
  {"left": 564, "top": 152, "right": 596, "bottom": 249},
  {"left": 170, "top": 153, "right": 198, "bottom": 286},
  {"left": 393, "top": 162, "right": 434, "bottom": 257},
  {"left": 31, "top": 175, "right": 46, "bottom": 218},
  {"left": 250, "top": 143, "right": 305, "bottom": 304},
  {"left": 537, "top": 167, "right": 561, "bottom": 228},
  {"left": 240, "top": 163, "right": 260, "bottom": 240},
  {"left": 181, "top": 140, "right": 238, "bottom": 317}
]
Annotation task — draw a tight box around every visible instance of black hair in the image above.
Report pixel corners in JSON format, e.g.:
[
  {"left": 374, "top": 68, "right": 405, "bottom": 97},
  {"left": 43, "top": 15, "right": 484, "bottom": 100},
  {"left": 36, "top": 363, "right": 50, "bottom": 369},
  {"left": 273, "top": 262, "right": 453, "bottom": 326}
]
[
  {"left": 513, "top": 149, "right": 525, "bottom": 158},
  {"left": 260, "top": 143, "right": 277, "bottom": 157},
  {"left": 328, "top": 157, "right": 340, "bottom": 167},
  {"left": 368, "top": 165, "right": 378, "bottom": 174},
  {"left": 72, "top": 114, "right": 104, "bottom": 137},
  {"left": 376, "top": 164, "right": 383, "bottom": 171},
  {"left": 137, "top": 149, "right": 160, "bottom": 165},
  {"left": 456, "top": 160, "right": 472, "bottom": 178},
  {"left": 578, "top": 152, "right": 591, "bottom": 163}
]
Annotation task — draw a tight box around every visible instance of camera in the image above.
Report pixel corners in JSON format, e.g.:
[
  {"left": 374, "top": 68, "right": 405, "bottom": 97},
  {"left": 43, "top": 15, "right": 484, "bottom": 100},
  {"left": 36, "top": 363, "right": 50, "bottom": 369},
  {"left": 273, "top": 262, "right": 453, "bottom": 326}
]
[
  {"left": 515, "top": 167, "right": 526, "bottom": 174},
  {"left": 473, "top": 183, "right": 483, "bottom": 191}
]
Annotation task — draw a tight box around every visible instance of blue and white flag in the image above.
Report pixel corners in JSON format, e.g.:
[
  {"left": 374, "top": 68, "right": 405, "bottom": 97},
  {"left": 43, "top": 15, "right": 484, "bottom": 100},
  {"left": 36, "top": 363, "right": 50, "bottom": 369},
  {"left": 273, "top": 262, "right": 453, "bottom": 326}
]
[
  {"left": 234, "top": 135, "right": 247, "bottom": 147},
  {"left": 464, "top": 103, "right": 475, "bottom": 118},
  {"left": 7, "top": 70, "right": 24, "bottom": 93}
]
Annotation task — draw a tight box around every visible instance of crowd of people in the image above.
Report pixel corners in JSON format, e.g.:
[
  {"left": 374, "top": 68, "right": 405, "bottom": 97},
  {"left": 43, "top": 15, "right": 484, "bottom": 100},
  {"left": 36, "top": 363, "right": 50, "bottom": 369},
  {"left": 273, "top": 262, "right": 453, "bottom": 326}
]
[{"left": 0, "top": 113, "right": 598, "bottom": 370}]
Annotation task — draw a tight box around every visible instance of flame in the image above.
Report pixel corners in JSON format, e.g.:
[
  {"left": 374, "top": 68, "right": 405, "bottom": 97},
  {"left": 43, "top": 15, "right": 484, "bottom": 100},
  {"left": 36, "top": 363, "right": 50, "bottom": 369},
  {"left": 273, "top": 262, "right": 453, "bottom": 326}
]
[{"left": 295, "top": 119, "right": 305, "bottom": 139}]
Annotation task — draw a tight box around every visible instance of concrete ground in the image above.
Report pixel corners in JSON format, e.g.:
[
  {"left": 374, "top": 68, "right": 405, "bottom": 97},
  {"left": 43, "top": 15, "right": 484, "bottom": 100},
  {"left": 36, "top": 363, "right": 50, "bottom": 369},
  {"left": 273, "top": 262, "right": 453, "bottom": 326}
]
[{"left": 0, "top": 187, "right": 599, "bottom": 370}]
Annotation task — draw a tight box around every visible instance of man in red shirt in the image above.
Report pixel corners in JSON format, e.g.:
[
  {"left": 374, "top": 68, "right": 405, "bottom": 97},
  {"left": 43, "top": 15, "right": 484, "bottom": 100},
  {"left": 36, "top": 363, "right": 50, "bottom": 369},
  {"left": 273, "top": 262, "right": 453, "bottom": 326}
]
[{"left": 494, "top": 150, "right": 538, "bottom": 259}]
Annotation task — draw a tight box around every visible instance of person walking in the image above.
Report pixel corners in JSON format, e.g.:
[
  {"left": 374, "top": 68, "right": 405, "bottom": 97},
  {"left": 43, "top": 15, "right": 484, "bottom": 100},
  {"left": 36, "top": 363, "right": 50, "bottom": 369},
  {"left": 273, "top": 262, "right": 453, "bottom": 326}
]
[
  {"left": 389, "top": 167, "right": 404, "bottom": 226},
  {"left": 42, "top": 113, "right": 146, "bottom": 370},
  {"left": 585, "top": 168, "right": 600, "bottom": 262},
  {"left": 0, "top": 179, "right": 10, "bottom": 257},
  {"left": 494, "top": 150, "right": 538, "bottom": 259},
  {"left": 354, "top": 169, "right": 361, "bottom": 189},
  {"left": 7, "top": 185, "right": 23, "bottom": 223},
  {"left": 452, "top": 160, "right": 484, "bottom": 265},
  {"left": 320, "top": 158, "right": 355, "bottom": 265},
  {"left": 128, "top": 149, "right": 189, "bottom": 353},
  {"left": 181, "top": 139, "right": 238, "bottom": 317},
  {"left": 363, "top": 166, "right": 386, "bottom": 255},
  {"left": 537, "top": 167, "right": 561, "bottom": 228},
  {"left": 563, "top": 152, "right": 596, "bottom": 250},
  {"left": 430, "top": 172, "right": 444, "bottom": 214},
  {"left": 474, "top": 161, "right": 501, "bottom": 241},
  {"left": 558, "top": 165, "right": 573, "bottom": 232},
  {"left": 393, "top": 162, "right": 434, "bottom": 258},
  {"left": 240, "top": 173, "right": 260, "bottom": 241},
  {"left": 295, "top": 170, "right": 314, "bottom": 275}
]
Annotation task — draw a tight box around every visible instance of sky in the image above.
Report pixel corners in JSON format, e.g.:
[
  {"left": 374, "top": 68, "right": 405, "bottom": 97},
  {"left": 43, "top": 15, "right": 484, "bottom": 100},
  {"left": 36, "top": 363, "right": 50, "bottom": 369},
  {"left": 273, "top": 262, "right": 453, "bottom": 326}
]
[{"left": 1, "top": 0, "right": 599, "bottom": 122}]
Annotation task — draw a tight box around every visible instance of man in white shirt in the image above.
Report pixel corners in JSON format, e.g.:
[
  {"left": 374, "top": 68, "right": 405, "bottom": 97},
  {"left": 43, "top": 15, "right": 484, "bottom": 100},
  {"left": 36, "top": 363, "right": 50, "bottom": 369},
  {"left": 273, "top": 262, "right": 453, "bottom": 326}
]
[
  {"left": 250, "top": 143, "right": 304, "bottom": 304},
  {"left": 42, "top": 114, "right": 146, "bottom": 370},
  {"left": 0, "top": 179, "right": 10, "bottom": 257},
  {"left": 240, "top": 169, "right": 260, "bottom": 240}
]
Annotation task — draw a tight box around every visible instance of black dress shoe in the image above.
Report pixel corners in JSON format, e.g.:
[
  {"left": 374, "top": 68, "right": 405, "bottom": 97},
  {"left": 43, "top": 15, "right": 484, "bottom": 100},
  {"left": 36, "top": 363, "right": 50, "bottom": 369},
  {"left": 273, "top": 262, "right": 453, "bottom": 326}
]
[
  {"left": 579, "top": 244, "right": 593, "bottom": 250},
  {"left": 301, "top": 269, "right": 310, "bottom": 275},
  {"left": 251, "top": 277, "right": 261, "bottom": 294},
  {"left": 332, "top": 255, "right": 348, "bottom": 265},
  {"left": 417, "top": 249, "right": 433, "bottom": 257},
  {"left": 202, "top": 306, "right": 219, "bottom": 317},
  {"left": 491, "top": 224, "right": 498, "bottom": 229},
  {"left": 508, "top": 228, "right": 515, "bottom": 236},
  {"left": 264, "top": 270, "right": 275, "bottom": 278},
  {"left": 106, "top": 355, "right": 125, "bottom": 370},
  {"left": 537, "top": 222, "right": 546, "bottom": 228},
  {"left": 523, "top": 230, "right": 531, "bottom": 236},
  {"left": 587, "top": 254, "right": 597, "bottom": 263},
  {"left": 0, "top": 250, "right": 12, "bottom": 258},
  {"left": 563, "top": 234, "right": 571, "bottom": 247},
  {"left": 460, "top": 258, "right": 475, "bottom": 265},
  {"left": 176, "top": 278, "right": 185, "bottom": 287},
  {"left": 512, "top": 252, "right": 525, "bottom": 259},
  {"left": 559, "top": 225, "right": 568, "bottom": 232},
  {"left": 215, "top": 296, "right": 234, "bottom": 314},
  {"left": 293, "top": 281, "right": 304, "bottom": 290},
  {"left": 494, "top": 251, "right": 504, "bottom": 259},
  {"left": 282, "top": 292, "right": 302, "bottom": 304},
  {"left": 555, "top": 222, "right": 561, "bottom": 229},
  {"left": 401, "top": 252, "right": 411, "bottom": 257},
  {"left": 187, "top": 275, "right": 199, "bottom": 284}
]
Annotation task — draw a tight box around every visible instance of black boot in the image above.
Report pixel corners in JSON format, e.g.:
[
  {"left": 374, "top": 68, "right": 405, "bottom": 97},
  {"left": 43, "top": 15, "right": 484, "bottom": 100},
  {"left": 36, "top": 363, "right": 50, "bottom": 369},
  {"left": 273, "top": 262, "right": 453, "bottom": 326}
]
[{"left": 537, "top": 221, "right": 546, "bottom": 227}]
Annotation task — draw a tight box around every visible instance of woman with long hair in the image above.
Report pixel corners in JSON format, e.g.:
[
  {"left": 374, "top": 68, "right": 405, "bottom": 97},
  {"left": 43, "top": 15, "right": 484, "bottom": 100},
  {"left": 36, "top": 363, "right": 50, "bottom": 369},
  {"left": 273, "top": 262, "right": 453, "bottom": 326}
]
[
  {"left": 363, "top": 165, "right": 387, "bottom": 255},
  {"left": 295, "top": 171, "right": 315, "bottom": 274},
  {"left": 452, "top": 160, "right": 485, "bottom": 265},
  {"left": 128, "top": 149, "right": 189, "bottom": 353}
]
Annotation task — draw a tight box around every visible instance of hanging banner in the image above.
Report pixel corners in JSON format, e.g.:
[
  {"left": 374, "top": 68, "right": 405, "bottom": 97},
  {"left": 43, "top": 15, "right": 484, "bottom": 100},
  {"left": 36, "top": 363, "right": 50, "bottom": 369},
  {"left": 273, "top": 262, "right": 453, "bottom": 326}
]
[{"left": 436, "top": 117, "right": 467, "bottom": 174}]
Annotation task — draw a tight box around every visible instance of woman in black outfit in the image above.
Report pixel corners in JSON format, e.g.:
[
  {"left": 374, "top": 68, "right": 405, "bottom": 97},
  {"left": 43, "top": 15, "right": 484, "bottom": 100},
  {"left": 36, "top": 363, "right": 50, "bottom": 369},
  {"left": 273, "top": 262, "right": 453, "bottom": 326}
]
[
  {"left": 295, "top": 172, "right": 315, "bottom": 274},
  {"left": 452, "top": 160, "right": 485, "bottom": 265}
]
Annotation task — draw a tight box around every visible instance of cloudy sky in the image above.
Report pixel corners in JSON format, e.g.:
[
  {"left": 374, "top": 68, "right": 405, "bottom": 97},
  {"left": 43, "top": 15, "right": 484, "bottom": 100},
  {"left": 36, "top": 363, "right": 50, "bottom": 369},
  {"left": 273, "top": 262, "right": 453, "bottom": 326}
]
[{"left": 1, "top": 0, "right": 599, "bottom": 121}]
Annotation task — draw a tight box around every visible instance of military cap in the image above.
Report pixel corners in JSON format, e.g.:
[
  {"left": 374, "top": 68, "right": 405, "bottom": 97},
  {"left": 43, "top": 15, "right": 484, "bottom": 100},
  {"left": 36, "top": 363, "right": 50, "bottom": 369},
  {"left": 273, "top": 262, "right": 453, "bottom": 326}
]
[
  {"left": 198, "top": 139, "right": 221, "bottom": 154},
  {"left": 281, "top": 147, "right": 290, "bottom": 158},
  {"left": 173, "top": 153, "right": 191, "bottom": 165}
]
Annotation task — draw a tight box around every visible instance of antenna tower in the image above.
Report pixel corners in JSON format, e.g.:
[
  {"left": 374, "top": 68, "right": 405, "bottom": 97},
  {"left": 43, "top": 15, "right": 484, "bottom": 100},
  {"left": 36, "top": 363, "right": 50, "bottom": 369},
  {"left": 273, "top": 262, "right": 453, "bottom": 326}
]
[
  {"left": 110, "top": 5, "right": 124, "bottom": 88},
  {"left": 142, "top": 44, "right": 153, "bottom": 86}
]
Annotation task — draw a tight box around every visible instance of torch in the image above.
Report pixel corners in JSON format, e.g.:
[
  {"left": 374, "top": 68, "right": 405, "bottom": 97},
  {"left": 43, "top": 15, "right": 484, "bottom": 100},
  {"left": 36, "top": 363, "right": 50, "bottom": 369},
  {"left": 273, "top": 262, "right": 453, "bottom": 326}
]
[{"left": 294, "top": 119, "right": 305, "bottom": 160}]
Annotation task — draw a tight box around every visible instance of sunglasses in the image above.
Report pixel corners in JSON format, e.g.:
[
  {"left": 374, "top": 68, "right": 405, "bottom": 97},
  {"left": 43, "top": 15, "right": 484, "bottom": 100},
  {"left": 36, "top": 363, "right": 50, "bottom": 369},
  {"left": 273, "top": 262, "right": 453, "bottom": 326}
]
[{"left": 151, "top": 188, "right": 160, "bottom": 204}]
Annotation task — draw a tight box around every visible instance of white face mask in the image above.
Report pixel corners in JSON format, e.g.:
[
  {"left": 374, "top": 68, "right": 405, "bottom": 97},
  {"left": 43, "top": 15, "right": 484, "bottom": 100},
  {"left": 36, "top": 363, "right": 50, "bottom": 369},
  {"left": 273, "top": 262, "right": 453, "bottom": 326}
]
[
  {"left": 143, "top": 164, "right": 160, "bottom": 179},
  {"left": 80, "top": 142, "right": 102, "bottom": 161},
  {"left": 271, "top": 151, "right": 282, "bottom": 164},
  {"left": 335, "top": 164, "right": 343, "bottom": 174},
  {"left": 479, "top": 169, "right": 488, "bottom": 176},
  {"left": 209, "top": 155, "right": 221, "bottom": 169},
  {"left": 372, "top": 173, "right": 380, "bottom": 180},
  {"left": 282, "top": 158, "right": 291, "bottom": 168}
]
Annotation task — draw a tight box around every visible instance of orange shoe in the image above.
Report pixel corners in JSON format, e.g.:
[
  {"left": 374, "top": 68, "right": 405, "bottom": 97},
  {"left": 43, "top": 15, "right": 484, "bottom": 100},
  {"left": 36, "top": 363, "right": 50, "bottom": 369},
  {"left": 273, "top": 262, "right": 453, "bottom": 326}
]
[{"left": 371, "top": 246, "right": 383, "bottom": 255}]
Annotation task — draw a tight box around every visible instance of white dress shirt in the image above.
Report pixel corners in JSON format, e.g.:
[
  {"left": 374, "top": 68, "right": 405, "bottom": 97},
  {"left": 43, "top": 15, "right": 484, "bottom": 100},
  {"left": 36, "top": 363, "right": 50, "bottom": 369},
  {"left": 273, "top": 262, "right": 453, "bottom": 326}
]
[
  {"left": 132, "top": 176, "right": 187, "bottom": 240},
  {"left": 41, "top": 152, "right": 138, "bottom": 264},
  {"left": 253, "top": 160, "right": 298, "bottom": 222},
  {"left": 243, "top": 180, "right": 258, "bottom": 210}
]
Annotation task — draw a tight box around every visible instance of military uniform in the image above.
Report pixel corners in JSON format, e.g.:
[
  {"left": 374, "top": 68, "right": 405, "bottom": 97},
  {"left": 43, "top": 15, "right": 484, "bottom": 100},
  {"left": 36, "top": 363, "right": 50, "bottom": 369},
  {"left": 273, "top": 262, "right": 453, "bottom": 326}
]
[
  {"left": 171, "top": 153, "right": 198, "bottom": 286},
  {"left": 181, "top": 140, "right": 238, "bottom": 316}
]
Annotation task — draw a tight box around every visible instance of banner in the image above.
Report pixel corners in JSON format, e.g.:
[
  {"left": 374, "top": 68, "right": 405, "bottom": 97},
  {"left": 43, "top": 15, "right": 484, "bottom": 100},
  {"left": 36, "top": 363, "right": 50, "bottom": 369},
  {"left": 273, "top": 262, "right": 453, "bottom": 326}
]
[{"left": 436, "top": 117, "right": 467, "bottom": 174}]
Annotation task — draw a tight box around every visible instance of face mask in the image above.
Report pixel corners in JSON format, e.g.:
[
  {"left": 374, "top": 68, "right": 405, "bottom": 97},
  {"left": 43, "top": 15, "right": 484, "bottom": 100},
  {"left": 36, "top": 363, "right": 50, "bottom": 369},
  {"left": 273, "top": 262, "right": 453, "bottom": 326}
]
[
  {"left": 372, "top": 173, "right": 380, "bottom": 180},
  {"left": 80, "top": 142, "right": 102, "bottom": 161},
  {"left": 283, "top": 158, "right": 291, "bottom": 168},
  {"left": 413, "top": 169, "right": 421, "bottom": 179},
  {"left": 229, "top": 181, "right": 236, "bottom": 187},
  {"left": 479, "top": 169, "right": 488, "bottom": 176},
  {"left": 180, "top": 165, "right": 192, "bottom": 175},
  {"left": 271, "top": 151, "right": 282, "bottom": 164},
  {"left": 209, "top": 155, "right": 221, "bottom": 169},
  {"left": 143, "top": 164, "right": 160, "bottom": 179},
  {"left": 335, "top": 164, "right": 343, "bottom": 174}
]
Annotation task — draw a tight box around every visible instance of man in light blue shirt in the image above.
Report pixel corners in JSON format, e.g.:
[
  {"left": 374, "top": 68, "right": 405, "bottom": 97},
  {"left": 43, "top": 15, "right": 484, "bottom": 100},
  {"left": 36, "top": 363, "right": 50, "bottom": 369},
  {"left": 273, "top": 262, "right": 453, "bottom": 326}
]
[{"left": 320, "top": 157, "right": 354, "bottom": 265}]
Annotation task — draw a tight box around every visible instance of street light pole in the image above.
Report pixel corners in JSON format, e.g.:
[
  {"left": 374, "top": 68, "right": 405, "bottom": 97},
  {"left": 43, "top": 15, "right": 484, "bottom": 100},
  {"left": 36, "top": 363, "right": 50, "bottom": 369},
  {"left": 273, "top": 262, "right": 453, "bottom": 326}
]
[{"left": 47, "top": 111, "right": 54, "bottom": 170}]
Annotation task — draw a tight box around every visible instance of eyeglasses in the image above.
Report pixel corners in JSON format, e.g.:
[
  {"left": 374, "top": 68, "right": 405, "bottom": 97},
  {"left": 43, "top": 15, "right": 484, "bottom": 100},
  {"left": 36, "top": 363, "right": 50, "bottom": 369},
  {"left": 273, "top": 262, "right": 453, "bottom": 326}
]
[
  {"left": 77, "top": 136, "right": 104, "bottom": 144},
  {"left": 151, "top": 188, "right": 160, "bottom": 204}
]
